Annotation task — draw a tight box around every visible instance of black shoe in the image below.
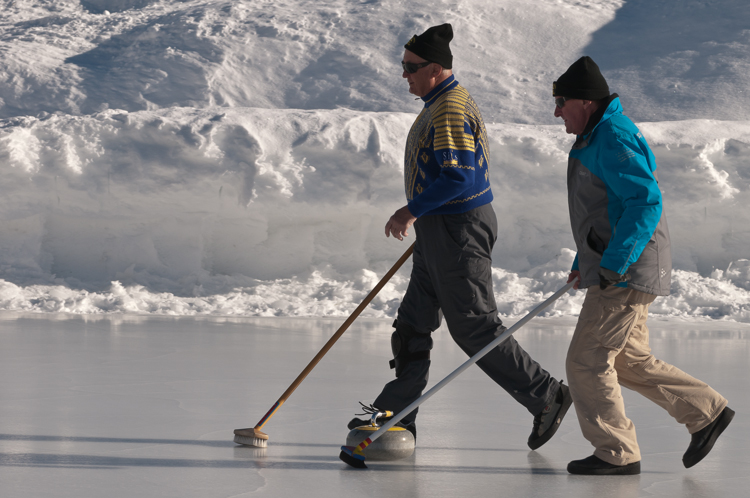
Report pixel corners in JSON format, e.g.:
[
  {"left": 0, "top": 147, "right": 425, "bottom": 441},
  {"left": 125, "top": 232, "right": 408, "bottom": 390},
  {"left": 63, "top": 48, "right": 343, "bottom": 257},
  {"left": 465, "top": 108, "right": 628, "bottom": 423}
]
[
  {"left": 683, "top": 406, "right": 735, "bottom": 468},
  {"left": 567, "top": 455, "right": 641, "bottom": 475},
  {"left": 347, "top": 402, "right": 386, "bottom": 431},
  {"left": 347, "top": 417, "right": 417, "bottom": 443},
  {"left": 528, "top": 381, "right": 573, "bottom": 450},
  {"left": 347, "top": 417, "right": 369, "bottom": 430}
]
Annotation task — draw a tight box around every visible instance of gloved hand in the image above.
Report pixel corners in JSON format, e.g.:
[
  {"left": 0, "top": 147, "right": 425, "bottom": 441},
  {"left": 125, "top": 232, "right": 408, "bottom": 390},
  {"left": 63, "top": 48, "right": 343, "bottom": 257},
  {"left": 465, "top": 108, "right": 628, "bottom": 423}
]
[{"left": 598, "top": 266, "right": 630, "bottom": 290}]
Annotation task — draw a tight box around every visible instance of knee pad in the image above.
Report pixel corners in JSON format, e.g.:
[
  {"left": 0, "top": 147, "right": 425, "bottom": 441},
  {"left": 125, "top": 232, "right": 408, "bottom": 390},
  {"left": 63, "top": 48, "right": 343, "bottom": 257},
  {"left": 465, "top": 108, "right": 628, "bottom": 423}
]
[{"left": 389, "top": 319, "right": 430, "bottom": 377}]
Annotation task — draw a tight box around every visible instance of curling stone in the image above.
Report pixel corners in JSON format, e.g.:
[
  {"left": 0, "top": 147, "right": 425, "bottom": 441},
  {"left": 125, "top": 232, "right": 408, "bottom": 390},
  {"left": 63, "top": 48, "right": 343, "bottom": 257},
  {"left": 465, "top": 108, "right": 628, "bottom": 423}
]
[{"left": 345, "top": 425, "right": 415, "bottom": 461}]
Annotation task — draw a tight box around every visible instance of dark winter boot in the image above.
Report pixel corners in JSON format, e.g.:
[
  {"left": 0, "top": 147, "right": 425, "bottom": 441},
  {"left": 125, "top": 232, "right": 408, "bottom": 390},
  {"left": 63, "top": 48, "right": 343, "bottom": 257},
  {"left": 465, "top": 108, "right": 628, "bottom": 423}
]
[
  {"left": 528, "top": 381, "right": 573, "bottom": 450},
  {"left": 347, "top": 417, "right": 369, "bottom": 430},
  {"left": 683, "top": 406, "right": 735, "bottom": 468},
  {"left": 347, "top": 417, "right": 417, "bottom": 442},
  {"left": 567, "top": 455, "right": 640, "bottom": 475}
]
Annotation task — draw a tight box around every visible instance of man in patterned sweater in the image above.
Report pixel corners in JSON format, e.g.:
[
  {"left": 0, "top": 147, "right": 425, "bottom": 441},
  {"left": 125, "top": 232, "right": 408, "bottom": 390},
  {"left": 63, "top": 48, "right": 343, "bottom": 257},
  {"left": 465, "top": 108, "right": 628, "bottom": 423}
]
[{"left": 349, "top": 24, "right": 572, "bottom": 451}]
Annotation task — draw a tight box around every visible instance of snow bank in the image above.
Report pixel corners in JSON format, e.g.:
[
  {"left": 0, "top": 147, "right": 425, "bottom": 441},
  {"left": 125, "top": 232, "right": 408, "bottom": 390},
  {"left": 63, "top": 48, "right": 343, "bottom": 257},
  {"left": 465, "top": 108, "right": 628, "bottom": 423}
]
[
  {"left": 4, "top": 0, "right": 749, "bottom": 124},
  {"left": 1, "top": 0, "right": 749, "bottom": 322},
  {"left": 0, "top": 107, "right": 748, "bottom": 321}
]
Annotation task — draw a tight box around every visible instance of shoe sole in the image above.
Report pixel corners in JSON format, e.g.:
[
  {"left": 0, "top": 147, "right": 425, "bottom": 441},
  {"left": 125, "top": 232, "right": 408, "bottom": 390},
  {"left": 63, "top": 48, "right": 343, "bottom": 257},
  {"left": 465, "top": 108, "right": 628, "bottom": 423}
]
[
  {"left": 568, "top": 461, "right": 641, "bottom": 475},
  {"left": 528, "top": 387, "right": 574, "bottom": 450},
  {"left": 683, "top": 407, "right": 735, "bottom": 468}
]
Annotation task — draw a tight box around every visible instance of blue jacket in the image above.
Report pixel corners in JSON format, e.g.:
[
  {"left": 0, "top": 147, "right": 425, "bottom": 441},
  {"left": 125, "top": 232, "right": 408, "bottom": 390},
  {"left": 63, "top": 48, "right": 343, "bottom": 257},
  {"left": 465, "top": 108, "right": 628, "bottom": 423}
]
[
  {"left": 404, "top": 75, "right": 493, "bottom": 217},
  {"left": 567, "top": 97, "right": 672, "bottom": 295}
]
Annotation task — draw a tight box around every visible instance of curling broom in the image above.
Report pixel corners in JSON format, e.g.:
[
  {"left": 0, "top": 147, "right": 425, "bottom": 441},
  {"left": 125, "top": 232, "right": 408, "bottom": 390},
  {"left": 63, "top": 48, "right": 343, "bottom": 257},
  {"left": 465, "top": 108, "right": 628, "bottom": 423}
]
[{"left": 234, "top": 242, "right": 415, "bottom": 447}]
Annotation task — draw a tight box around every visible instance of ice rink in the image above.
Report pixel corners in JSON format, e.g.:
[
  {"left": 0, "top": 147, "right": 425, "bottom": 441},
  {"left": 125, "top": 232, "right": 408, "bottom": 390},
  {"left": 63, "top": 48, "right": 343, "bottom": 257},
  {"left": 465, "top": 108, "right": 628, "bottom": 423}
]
[{"left": 0, "top": 312, "right": 747, "bottom": 497}]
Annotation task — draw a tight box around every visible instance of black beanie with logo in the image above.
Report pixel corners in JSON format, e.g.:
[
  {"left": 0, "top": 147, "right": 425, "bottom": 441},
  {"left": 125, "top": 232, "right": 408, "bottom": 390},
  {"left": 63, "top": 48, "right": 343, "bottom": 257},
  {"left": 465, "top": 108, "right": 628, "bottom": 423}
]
[
  {"left": 553, "top": 56, "right": 610, "bottom": 100},
  {"left": 404, "top": 23, "right": 453, "bottom": 69}
]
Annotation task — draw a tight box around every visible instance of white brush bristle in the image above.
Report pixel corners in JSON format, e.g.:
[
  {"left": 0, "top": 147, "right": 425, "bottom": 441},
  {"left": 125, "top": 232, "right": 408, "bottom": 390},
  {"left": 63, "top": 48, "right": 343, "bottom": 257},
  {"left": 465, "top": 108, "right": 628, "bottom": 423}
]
[{"left": 234, "top": 434, "right": 268, "bottom": 447}]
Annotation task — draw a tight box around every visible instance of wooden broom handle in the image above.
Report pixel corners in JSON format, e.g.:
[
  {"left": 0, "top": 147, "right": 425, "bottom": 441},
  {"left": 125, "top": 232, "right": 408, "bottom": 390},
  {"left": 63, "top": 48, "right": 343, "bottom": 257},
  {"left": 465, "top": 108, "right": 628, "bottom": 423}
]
[{"left": 277, "top": 242, "right": 415, "bottom": 403}]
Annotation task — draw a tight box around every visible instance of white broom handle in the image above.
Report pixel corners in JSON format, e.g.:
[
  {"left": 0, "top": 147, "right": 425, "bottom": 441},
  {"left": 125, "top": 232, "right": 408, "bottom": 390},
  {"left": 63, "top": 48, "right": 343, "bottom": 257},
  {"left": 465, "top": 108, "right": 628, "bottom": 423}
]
[{"left": 361, "top": 280, "right": 575, "bottom": 445}]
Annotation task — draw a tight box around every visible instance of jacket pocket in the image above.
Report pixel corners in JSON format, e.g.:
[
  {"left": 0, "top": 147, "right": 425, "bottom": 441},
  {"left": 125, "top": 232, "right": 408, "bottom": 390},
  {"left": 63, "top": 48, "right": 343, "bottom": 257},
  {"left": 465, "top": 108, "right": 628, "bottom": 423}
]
[{"left": 586, "top": 226, "right": 607, "bottom": 255}]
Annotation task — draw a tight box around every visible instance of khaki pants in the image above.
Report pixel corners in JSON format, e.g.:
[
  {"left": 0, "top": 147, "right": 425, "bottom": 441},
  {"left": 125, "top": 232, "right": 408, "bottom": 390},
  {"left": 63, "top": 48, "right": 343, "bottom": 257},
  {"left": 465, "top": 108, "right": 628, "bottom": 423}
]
[{"left": 566, "top": 286, "right": 728, "bottom": 465}]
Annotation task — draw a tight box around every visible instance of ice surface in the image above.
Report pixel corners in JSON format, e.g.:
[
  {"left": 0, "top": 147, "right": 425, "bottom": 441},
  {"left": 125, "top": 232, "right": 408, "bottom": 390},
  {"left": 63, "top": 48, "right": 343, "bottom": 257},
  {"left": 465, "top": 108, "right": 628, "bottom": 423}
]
[{"left": 0, "top": 312, "right": 747, "bottom": 497}]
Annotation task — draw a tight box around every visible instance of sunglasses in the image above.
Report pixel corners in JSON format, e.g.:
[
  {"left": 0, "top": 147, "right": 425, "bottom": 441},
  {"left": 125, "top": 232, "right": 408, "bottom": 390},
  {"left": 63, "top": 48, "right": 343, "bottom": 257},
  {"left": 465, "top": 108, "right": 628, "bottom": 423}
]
[
  {"left": 555, "top": 97, "right": 569, "bottom": 108},
  {"left": 401, "top": 61, "right": 432, "bottom": 74}
]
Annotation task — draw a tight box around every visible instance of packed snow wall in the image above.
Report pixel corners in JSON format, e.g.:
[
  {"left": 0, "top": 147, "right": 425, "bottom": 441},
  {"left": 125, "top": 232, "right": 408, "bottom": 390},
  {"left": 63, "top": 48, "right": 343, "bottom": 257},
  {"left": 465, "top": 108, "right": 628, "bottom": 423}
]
[
  {"left": 0, "top": 107, "right": 748, "bottom": 320},
  {"left": 1, "top": 0, "right": 749, "bottom": 320}
]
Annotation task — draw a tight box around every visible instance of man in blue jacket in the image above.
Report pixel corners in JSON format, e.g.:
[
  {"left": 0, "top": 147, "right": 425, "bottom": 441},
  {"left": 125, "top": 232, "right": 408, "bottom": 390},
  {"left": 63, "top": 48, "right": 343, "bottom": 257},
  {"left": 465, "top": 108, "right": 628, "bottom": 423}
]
[
  {"left": 348, "top": 23, "right": 572, "bottom": 451},
  {"left": 554, "top": 56, "right": 734, "bottom": 475}
]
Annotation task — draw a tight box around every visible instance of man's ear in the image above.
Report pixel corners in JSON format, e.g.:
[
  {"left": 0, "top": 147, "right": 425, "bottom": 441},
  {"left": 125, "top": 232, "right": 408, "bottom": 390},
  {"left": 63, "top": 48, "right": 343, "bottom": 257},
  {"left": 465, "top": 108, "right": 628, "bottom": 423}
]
[
  {"left": 583, "top": 100, "right": 598, "bottom": 113},
  {"left": 431, "top": 63, "right": 444, "bottom": 78}
]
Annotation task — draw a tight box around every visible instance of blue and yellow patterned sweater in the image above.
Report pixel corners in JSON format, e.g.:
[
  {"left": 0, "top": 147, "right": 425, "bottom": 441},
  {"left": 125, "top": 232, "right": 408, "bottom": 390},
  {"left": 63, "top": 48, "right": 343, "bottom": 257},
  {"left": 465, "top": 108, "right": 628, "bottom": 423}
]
[{"left": 404, "top": 75, "right": 493, "bottom": 217}]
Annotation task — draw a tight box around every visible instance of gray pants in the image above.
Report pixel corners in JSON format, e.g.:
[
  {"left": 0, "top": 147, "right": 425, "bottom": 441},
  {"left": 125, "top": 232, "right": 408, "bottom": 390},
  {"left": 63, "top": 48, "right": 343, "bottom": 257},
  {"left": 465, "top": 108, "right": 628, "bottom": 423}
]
[{"left": 374, "top": 204, "right": 559, "bottom": 424}]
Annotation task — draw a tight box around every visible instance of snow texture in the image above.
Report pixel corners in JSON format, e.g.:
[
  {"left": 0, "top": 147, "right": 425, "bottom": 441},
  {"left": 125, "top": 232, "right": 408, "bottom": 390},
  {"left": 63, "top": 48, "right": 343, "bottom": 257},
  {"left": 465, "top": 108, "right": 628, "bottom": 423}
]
[{"left": 0, "top": 0, "right": 749, "bottom": 322}]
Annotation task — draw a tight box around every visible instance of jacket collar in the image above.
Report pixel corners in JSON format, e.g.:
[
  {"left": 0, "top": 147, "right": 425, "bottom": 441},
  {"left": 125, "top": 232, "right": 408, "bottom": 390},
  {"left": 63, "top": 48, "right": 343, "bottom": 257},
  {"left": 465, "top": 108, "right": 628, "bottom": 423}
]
[
  {"left": 580, "top": 93, "right": 621, "bottom": 138},
  {"left": 422, "top": 75, "right": 457, "bottom": 106}
]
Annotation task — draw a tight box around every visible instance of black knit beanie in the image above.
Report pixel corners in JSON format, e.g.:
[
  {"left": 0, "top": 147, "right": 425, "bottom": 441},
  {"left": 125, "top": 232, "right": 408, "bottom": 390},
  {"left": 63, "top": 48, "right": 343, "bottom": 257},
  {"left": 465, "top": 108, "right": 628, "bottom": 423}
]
[
  {"left": 553, "top": 56, "right": 609, "bottom": 100},
  {"left": 404, "top": 23, "right": 453, "bottom": 69}
]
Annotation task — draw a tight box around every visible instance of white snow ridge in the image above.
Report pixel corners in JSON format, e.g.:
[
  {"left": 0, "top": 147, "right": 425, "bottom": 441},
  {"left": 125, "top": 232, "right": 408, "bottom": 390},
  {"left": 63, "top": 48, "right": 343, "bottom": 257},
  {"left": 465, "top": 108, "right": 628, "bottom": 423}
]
[{"left": 0, "top": 0, "right": 749, "bottom": 322}]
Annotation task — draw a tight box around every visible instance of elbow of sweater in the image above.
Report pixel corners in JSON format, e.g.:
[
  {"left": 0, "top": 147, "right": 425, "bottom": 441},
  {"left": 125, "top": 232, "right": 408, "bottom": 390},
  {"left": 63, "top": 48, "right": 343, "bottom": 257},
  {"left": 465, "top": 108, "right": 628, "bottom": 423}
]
[{"left": 452, "top": 176, "right": 474, "bottom": 194}]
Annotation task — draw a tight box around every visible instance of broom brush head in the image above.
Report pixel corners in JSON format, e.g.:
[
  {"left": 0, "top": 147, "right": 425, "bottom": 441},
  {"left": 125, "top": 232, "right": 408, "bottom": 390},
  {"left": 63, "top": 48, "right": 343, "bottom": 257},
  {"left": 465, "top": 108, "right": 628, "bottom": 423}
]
[
  {"left": 233, "top": 427, "right": 269, "bottom": 448},
  {"left": 339, "top": 445, "right": 367, "bottom": 468}
]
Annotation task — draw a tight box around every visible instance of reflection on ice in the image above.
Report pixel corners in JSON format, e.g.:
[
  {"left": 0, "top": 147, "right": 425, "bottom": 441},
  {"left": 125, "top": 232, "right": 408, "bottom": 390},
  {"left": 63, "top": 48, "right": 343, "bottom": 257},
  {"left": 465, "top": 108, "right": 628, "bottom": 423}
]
[{"left": 0, "top": 314, "right": 746, "bottom": 497}]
